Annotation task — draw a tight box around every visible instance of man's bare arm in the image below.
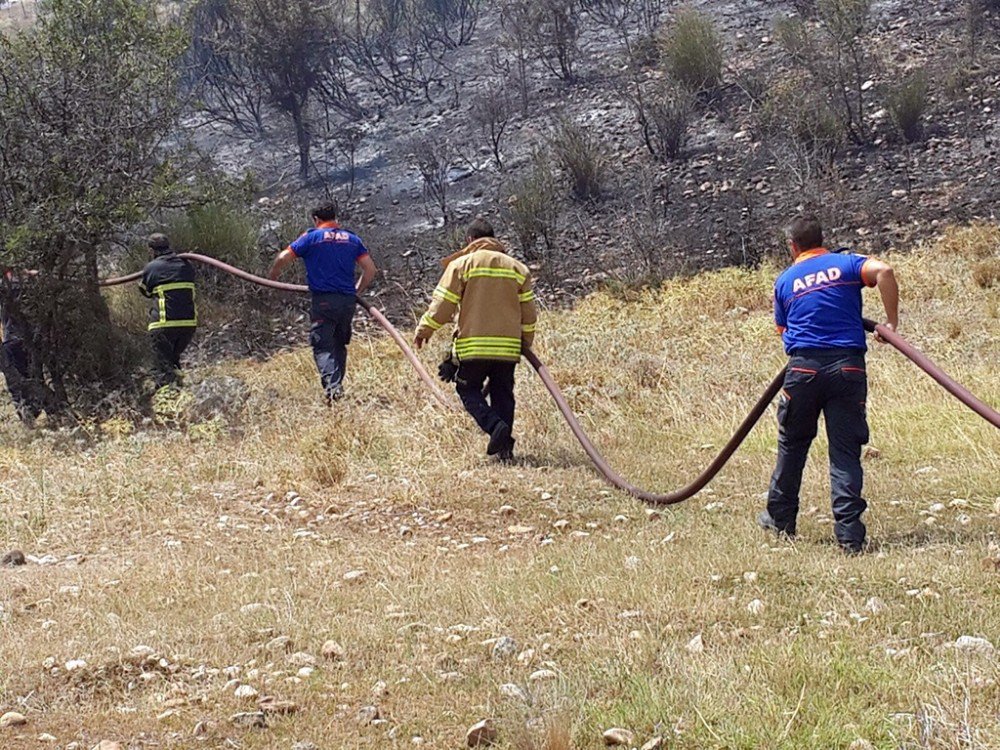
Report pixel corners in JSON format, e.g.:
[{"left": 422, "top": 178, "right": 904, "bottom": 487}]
[
  {"left": 268, "top": 248, "right": 296, "bottom": 281},
  {"left": 356, "top": 254, "right": 377, "bottom": 296},
  {"left": 864, "top": 259, "right": 899, "bottom": 341}
]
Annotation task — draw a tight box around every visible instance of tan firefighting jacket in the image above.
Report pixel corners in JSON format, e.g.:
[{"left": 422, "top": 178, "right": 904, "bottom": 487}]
[{"left": 416, "top": 237, "right": 537, "bottom": 362}]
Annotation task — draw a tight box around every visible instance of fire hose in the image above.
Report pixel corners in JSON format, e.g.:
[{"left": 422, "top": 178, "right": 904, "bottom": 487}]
[{"left": 102, "top": 253, "right": 999, "bottom": 506}]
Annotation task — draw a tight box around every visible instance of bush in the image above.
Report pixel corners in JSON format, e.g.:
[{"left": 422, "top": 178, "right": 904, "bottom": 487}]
[
  {"left": 505, "top": 152, "right": 561, "bottom": 259},
  {"left": 760, "top": 78, "right": 841, "bottom": 152},
  {"left": 972, "top": 258, "right": 999, "bottom": 289},
  {"left": 886, "top": 68, "right": 929, "bottom": 142},
  {"left": 644, "top": 82, "right": 695, "bottom": 160},
  {"left": 660, "top": 8, "right": 724, "bottom": 93},
  {"left": 165, "top": 203, "right": 262, "bottom": 271},
  {"left": 548, "top": 119, "right": 608, "bottom": 202},
  {"left": 775, "top": 0, "right": 875, "bottom": 145}
]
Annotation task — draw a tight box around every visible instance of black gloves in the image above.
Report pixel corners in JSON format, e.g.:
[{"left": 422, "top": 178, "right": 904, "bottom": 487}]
[{"left": 438, "top": 355, "right": 458, "bottom": 383}]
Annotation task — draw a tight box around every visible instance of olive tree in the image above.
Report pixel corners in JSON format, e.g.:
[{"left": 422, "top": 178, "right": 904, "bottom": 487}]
[{"left": 0, "top": 0, "right": 185, "bottom": 408}]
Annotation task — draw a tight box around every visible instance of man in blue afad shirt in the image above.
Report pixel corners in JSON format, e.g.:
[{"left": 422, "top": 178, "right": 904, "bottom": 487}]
[
  {"left": 760, "top": 216, "right": 899, "bottom": 554},
  {"left": 269, "top": 203, "right": 378, "bottom": 402}
]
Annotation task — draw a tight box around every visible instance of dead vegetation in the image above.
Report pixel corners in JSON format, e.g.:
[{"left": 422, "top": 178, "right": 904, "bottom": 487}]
[{"left": 0, "top": 225, "right": 998, "bottom": 748}]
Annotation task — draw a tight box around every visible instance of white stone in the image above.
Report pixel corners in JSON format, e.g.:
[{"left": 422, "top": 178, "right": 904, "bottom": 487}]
[
  {"left": 528, "top": 669, "right": 557, "bottom": 682},
  {"left": 234, "top": 684, "right": 258, "bottom": 700},
  {"left": 602, "top": 727, "right": 634, "bottom": 746},
  {"left": 954, "top": 636, "right": 995, "bottom": 654},
  {"left": 0, "top": 711, "right": 27, "bottom": 727}
]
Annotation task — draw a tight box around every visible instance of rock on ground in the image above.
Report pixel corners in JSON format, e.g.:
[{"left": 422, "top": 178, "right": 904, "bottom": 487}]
[
  {"left": 1, "top": 549, "right": 26, "bottom": 567},
  {"left": 466, "top": 719, "right": 497, "bottom": 747},
  {"left": 603, "top": 727, "right": 635, "bottom": 746},
  {"left": 954, "top": 635, "right": 995, "bottom": 653},
  {"left": 1, "top": 711, "right": 27, "bottom": 727}
]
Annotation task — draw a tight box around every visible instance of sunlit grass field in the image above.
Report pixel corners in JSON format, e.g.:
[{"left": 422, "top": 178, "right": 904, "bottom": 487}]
[{"left": 0, "top": 225, "right": 997, "bottom": 749}]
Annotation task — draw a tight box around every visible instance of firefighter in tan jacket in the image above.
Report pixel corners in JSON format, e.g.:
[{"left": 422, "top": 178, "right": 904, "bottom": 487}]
[{"left": 414, "top": 219, "right": 537, "bottom": 461}]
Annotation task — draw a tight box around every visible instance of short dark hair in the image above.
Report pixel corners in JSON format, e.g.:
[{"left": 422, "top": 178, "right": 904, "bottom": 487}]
[
  {"left": 312, "top": 202, "right": 338, "bottom": 222},
  {"left": 466, "top": 218, "right": 495, "bottom": 240},
  {"left": 148, "top": 233, "right": 171, "bottom": 253},
  {"left": 785, "top": 215, "right": 823, "bottom": 250}
]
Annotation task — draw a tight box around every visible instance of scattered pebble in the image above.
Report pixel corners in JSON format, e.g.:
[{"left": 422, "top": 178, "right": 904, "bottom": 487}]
[
  {"left": 640, "top": 737, "right": 664, "bottom": 750},
  {"left": 321, "top": 640, "right": 346, "bottom": 661},
  {"left": 0, "top": 711, "right": 27, "bottom": 728},
  {"left": 234, "top": 684, "right": 259, "bottom": 700},
  {"left": 357, "top": 705, "right": 381, "bottom": 725},
  {"left": 528, "top": 669, "right": 557, "bottom": 682},
  {"left": 343, "top": 570, "right": 367, "bottom": 583},
  {"left": 507, "top": 525, "right": 534, "bottom": 535},
  {"left": 230, "top": 711, "right": 266, "bottom": 729},
  {"left": 491, "top": 636, "right": 518, "bottom": 660},
  {"left": 686, "top": 634, "right": 705, "bottom": 654},
  {"left": 258, "top": 697, "right": 298, "bottom": 715},
  {"left": 1, "top": 550, "right": 26, "bottom": 567},
  {"left": 747, "top": 599, "right": 765, "bottom": 616},
  {"left": 954, "top": 635, "right": 995, "bottom": 654},
  {"left": 602, "top": 727, "right": 634, "bottom": 746},
  {"left": 466, "top": 719, "right": 497, "bottom": 747},
  {"left": 90, "top": 743, "right": 124, "bottom": 750}
]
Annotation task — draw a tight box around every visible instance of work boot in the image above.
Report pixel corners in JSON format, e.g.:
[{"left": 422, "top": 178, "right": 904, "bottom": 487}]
[
  {"left": 496, "top": 438, "right": 516, "bottom": 464},
  {"left": 839, "top": 540, "right": 864, "bottom": 556},
  {"left": 486, "top": 420, "right": 512, "bottom": 456},
  {"left": 757, "top": 510, "right": 795, "bottom": 538}
]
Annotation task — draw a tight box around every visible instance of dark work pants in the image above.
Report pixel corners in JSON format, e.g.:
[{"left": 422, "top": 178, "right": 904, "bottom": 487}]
[
  {"left": 455, "top": 360, "right": 516, "bottom": 436},
  {"left": 1, "top": 338, "right": 40, "bottom": 421},
  {"left": 310, "top": 293, "right": 356, "bottom": 398},
  {"left": 767, "top": 351, "right": 870, "bottom": 546},
  {"left": 150, "top": 327, "right": 195, "bottom": 386}
]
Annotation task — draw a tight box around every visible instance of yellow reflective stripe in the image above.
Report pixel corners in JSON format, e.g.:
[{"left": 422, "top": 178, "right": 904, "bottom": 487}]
[
  {"left": 433, "top": 286, "right": 461, "bottom": 304},
  {"left": 454, "top": 337, "right": 522, "bottom": 355},
  {"left": 153, "top": 283, "right": 197, "bottom": 329},
  {"left": 454, "top": 336, "right": 522, "bottom": 346},
  {"left": 518, "top": 290, "right": 536, "bottom": 302},
  {"left": 521, "top": 323, "right": 536, "bottom": 332},
  {"left": 148, "top": 319, "right": 197, "bottom": 330},
  {"left": 463, "top": 268, "right": 526, "bottom": 284},
  {"left": 155, "top": 282, "right": 196, "bottom": 293},
  {"left": 420, "top": 314, "right": 443, "bottom": 331}
]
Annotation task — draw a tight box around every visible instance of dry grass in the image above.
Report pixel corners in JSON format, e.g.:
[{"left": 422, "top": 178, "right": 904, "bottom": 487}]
[
  {"left": 0, "top": 0, "right": 37, "bottom": 31},
  {"left": 1, "top": 226, "right": 998, "bottom": 749}
]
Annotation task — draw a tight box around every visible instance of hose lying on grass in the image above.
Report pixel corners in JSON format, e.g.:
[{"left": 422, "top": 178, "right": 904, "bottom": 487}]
[{"left": 101, "top": 253, "right": 1000, "bottom": 506}]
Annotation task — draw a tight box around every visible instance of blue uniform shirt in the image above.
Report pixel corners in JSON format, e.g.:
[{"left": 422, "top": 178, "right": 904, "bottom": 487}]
[
  {"left": 289, "top": 222, "right": 369, "bottom": 295},
  {"left": 774, "top": 248, "right": 876, "bottom": 354}
]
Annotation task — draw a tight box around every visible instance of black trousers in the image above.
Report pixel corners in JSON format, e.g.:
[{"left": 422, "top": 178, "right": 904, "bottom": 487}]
[
  {"left": 310, "top": 292, "right": 356, "bottom": 397},
  {"left": 1, "top": 338, "right": 40, "bottom": 421},
  {"left": 455, "top": 360, "right": 516, "bottom": 435},
  {"left": 150, "top": 327, "right": 195, "bottom": 386},
  {"left": 767, "top": 350, "right": 870, "bottom": 546}
]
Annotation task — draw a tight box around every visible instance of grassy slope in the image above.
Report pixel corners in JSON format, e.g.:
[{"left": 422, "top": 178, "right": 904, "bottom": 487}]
[{"left": 0, "top": 226, "right": 998, "bottom": 749}]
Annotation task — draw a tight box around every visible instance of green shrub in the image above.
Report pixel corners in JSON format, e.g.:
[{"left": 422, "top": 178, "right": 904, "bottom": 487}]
[
  {"left": 164, "top": 202, "right": 261, "bottom": 270},
  {"left": 661, "top": 8, "right": 724, "bottom": 93},
  {"left": 505, "top": 153, "right": 561, "bottom": 259},
  {"left": 645, "top": 82, "right": 695, "bottom": 160},
  {"left": 548, "top": 119, "right": 608, "bottom": 202},
  {"left": 886, "top": 68, "right": 929, "bottom": 142},
  {"left": 760, "top": 77, "right": 842, "bottom": 152}
]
